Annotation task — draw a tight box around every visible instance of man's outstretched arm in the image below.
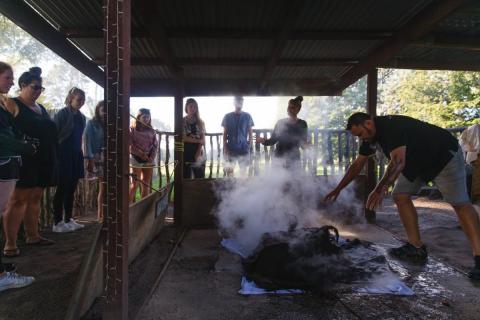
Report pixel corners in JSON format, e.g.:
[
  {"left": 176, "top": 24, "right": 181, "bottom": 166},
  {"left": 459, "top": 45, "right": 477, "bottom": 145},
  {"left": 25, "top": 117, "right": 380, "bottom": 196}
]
[
  {"left": 366, "top": 146, "right": 406, "bottom": 210},
  {"left": 323, "top": 155, "right": 368, "bottom": 202}
]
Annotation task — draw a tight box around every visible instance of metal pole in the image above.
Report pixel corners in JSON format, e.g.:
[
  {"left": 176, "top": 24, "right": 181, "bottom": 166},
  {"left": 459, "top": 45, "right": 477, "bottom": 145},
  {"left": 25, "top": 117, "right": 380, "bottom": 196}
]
[
  {"left": 173, "top": 86, "right": 184, "bottom": 225},
  {"left": 103, "top": 0, "right": 130, "bottom": 318},
  {"left": 365, "top": 69, "right": 377, "bottom": 223}
]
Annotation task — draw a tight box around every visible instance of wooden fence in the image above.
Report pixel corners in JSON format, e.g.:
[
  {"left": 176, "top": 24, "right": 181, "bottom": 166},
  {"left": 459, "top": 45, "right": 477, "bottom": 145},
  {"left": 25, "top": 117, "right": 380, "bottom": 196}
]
[{"left": 38, "top": 127, "right": 465, "bottom": 225}]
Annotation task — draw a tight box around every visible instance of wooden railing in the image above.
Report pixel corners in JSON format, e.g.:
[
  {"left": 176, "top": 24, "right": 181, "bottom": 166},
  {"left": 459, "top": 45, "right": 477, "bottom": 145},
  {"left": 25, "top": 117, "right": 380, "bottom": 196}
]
[
  {"left": 38, "top": 127, "right": 465, "bottom": 224},
  {"left": 153, "top": 127, "right": 467, "bottom": 179}
]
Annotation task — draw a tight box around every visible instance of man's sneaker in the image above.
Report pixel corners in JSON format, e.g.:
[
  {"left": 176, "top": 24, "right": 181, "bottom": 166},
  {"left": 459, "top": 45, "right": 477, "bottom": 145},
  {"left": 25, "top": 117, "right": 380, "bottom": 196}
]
[
  {"left": 388, "top": 243, "right": 428, "bottom": 263},
  {"left": 468, "top": 256, "right": 480, "bottom": 280},
  {"left": 66, "top": 220, "right": 84, "bottom": 231},
  {"left": 52, "top": 221, "right": 72, "bottom": 233},
  {"left": 0, "top": 272, "right": 35, "bottom": 292}
]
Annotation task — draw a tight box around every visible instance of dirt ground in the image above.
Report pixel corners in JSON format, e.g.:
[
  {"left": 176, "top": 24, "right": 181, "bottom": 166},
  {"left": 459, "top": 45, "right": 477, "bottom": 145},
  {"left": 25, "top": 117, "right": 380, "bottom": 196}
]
[
  {"left": 376, "top": 197, "right": 480, "bottom": 273},
  {"left": 0, "top": 215, "right": 99, "bottom": 320},
  {"left": 3, "top": 197, "right": 480, "bottom": 320}
]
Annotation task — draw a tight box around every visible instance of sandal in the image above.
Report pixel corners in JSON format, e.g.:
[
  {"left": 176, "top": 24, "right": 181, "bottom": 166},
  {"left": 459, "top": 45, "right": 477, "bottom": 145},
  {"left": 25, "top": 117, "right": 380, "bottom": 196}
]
[
  {"left": 3, "top": 248, "right": 20, "bottom": 257},
  {"left": 26, "top": 237, "right": 55, "bottom": 246}
]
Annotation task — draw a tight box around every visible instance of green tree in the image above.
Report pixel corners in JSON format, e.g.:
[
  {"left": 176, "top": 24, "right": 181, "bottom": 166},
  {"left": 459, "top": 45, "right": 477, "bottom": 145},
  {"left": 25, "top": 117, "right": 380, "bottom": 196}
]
[
  {"left": 379, "top": 70, "right": 480, "bottom": 128},
  {"left": 300, "top": 76, "right": 367, "bottom": 129},
  {"left": 0, "top": 13, "right": 102, "bottom": 114},
  {"left": 0, "top": 15, "right": 51, "bottom": 65}
]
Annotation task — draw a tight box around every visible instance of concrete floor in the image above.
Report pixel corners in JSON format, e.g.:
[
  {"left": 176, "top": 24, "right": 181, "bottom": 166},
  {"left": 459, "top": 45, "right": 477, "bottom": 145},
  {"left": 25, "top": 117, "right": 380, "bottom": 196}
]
[{"left": 135, "top": 209, "right": 480, "bottom": 320}]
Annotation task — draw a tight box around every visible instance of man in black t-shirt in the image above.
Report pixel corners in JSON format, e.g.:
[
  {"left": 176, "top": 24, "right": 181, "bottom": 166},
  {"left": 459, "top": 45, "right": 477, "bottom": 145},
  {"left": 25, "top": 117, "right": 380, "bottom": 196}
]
[{"left": 324, "top": 112, "right": 480, "bottom": 280}]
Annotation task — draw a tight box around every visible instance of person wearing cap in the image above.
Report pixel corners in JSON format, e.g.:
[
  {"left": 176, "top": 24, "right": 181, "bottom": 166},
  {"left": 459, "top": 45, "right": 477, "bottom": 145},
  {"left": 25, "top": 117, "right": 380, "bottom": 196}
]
[
  {"left": 221, "top": 96, "right": 254, "bottom": 177},
  {"left": 323, "top": 112, "right": 480, "bottom": 280},
  {"left": 256, "top": 96, "right": 309, "bottom": 169}
]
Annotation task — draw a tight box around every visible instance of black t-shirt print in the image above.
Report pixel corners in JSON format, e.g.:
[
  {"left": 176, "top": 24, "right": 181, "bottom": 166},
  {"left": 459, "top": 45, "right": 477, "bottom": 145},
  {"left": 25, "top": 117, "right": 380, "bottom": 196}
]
[{"left": 358, "top": 115, "right": 458, "bottom": 182}]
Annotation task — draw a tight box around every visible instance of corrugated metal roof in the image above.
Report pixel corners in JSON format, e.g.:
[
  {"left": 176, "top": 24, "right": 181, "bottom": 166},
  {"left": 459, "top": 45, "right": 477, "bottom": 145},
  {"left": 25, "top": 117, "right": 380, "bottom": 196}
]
[
  {"left": 3, "top": 0, "right": 478, "bottom": 96},
  {"left": 272, "top": 66, "right": 350, "bottom": 80},
  {"left": 183, "top": 66, "right": 263, "bottom": 79},
  {"left": 171, "top": 39, "right": 273, "bottom": 59},
  {"left": 434, "top": 1, "right": 480, "bottom": 34},
  {"left": 152, "top": 0, "right": 290, "bottom": 30},
  {"left": 395, "top": 46, "right": 480, "bottom": 63},
  {"left": 24, "top": 0, "right": 102, "bottom": 29},
  {"left": 281, "top": 40, "right": 381, "bottom": 59},
  {"left": 71, "top": 38, "right": 103, "bottom": 60},
  {"left": 132, "top": 66, "right": 173, "bottom": 79},
  {"left": 294, "top": 0, "right": 432, "bottom": 31}
]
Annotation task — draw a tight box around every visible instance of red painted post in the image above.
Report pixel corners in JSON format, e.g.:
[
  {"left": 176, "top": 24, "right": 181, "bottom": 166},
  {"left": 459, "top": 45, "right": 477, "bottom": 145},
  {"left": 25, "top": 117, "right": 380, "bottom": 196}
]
[
  {"left": 174, "top": 87, "right": 184, "bottom": 225},
  {"left": 103, "top": 0, "right": 130, "bottom": 318}
]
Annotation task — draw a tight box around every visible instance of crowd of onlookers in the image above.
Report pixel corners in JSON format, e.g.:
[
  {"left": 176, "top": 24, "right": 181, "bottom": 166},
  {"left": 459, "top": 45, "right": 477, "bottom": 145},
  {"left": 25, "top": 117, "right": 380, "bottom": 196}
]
[
  {"left": 0, "top": 61, "right": 311, "bottom": 293},
  {"left": 0, "top": 63, "right": 106, "bottom": 292}
]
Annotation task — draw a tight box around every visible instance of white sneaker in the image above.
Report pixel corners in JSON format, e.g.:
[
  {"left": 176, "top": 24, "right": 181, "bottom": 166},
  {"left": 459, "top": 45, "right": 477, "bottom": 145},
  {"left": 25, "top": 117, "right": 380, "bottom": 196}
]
[
  {"left": 0, "top": 272, "right": 35, "bottom": 292},
  {"left": 66, "top": 220, "right": 85, "bottom": 231},
  {"left": 52, "top": 221, "right": 72, "bottom": 233}
]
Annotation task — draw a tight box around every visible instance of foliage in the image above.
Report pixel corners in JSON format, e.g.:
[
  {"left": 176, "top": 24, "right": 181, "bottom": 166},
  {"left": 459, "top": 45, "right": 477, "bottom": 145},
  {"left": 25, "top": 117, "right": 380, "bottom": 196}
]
[
  {"left": 380, "top": 70, "right": 480, "bottom": 128},
  {"left": 302, "top": 69, "right": 479, "bottom": 130},
  {"left": 0, "top": 14, "right": 102, "bottom": 114},
  {"left": 301, "top": 76, "right": 367, "bottom": 129},
  {"left": 0, "top": 16, "right": 50, "bottom": 65}
]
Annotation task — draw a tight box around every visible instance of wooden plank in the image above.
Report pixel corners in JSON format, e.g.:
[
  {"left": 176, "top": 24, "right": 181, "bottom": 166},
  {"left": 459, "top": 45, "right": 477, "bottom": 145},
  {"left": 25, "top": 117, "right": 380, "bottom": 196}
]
[
  {"left": 335, "top": 0, "right": 469, "bottom": 92},
  {"left": 216, "top": 135, "right": 221, "bottom": 178},
  {"left": 62, "top": 26, "right": 393, "bottom": 40},
  {"left": 165, "top": 134, "right": 171, "bottom": 184},
  {"left": 136, "top": 0, "right": 184, "bottom": 81},
  {"left": 209, "top": 135, "right": 214, "bottom": 179},
  {"left": 131, "top": 79, "right": 340, "bottom": 97},
  {"left": 258, "top": 1, "right": 306, "bottom": 93},
  {"left": 382, "top": 58, "right": 480, "bottom": 72},
  {"left": 0, "top": 0, "right": 103, "bottom": 85},
  {"left": 103, "top": 0, "right": 130, "bottom": 318},
  {"left": 365, "top": 69, "right": 378, "bottom": 223},
  {"left": 174, "top": 91, "right": 184, "bottom": 225},
  {"left": 158, "top": 133, "right": 163, "bottom": 188}
]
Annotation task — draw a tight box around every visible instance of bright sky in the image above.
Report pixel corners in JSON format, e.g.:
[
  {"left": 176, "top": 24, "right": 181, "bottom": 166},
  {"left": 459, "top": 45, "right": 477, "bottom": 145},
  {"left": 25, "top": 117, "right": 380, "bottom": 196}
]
[{"left": 130, "top": 96, "right": 283, "bottom": 133}]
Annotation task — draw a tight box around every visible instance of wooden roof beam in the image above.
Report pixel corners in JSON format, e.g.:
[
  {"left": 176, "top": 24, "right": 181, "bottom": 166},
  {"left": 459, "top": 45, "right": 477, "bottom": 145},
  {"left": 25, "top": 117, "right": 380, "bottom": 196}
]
[
  {"left": 168, "top": 29, "right": 393, "bottom": 40},
  {"left": 131, "top": 79, "right": 339, "bottom": 97},
  {"left": 382, "top": 58, "right": 480, "bottom": 71},
  {"left": 60, "top": 27, "right": 148, "bottom": 38},
  {"left": 413, "top": 34, "right": 480, "bottom": 51},
  {"left": 60, "top": 27, "right": 393, "bottom": 40},
  {"left": 94, "top": 57, "right": 359, "bottom": 67},
  {"left": 136, "top": 0, "right": 184, "bottom": 81},
  {"left": 0, "top": 0, "right": 103, "bottom": 86},
  {"left": 334, "top": 0, "right": 470, "bottom": 92},
  {"left": 258, "top": 1, "right": 307, "bottom": 93}
]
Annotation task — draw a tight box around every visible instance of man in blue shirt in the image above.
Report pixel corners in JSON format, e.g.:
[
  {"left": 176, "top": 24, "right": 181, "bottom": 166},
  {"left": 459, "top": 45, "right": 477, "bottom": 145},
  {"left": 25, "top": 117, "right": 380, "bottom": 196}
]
[{"left": 221, "top": 96, "right": 254, "bottom": 177}]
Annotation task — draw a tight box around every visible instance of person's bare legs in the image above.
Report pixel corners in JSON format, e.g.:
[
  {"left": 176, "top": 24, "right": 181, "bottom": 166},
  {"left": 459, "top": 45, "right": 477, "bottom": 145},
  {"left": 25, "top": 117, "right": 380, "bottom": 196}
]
[
  {"left": 393, "top": 193, "right": 423, "bottom": 247},
  {"left": 97, "top": 178, "right": 105, "bottom": 222},
  {"left": 0, "top": 181, "right": 16, "bottom": 214},
  {"left": 3, "top": 188, "right": 30, "bottom": 251},
  {"left": 24, "top": 187, "right": 44, "bottom": 243},
  {"left": 140, "top": 167, "right": 153, "bottom": 198},
  {"left": 129, "top": 167, "right": 141, "bottom": 202},
  {"left": 452, "top": 203, "right": 480, "bottom": 256}
]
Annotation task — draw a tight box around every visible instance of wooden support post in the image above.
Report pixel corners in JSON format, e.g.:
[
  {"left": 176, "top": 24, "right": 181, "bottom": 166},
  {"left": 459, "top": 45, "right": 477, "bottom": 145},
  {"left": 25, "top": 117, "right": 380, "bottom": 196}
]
[
  {"left": 174, "top": 88, "right": 184, "bottom": 225},
  {"left": 103, "top": 0, "right": 130, "bottom": 319},
  {"left": 365, "top": 69, "right": 377, "bottom": 223}
]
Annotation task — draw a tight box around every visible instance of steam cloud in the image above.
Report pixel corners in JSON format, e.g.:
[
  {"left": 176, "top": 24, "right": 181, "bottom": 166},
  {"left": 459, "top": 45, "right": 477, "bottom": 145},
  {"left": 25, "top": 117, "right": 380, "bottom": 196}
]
[{"left": 214, "top": 151, "right": 363, "bottom": 255}]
